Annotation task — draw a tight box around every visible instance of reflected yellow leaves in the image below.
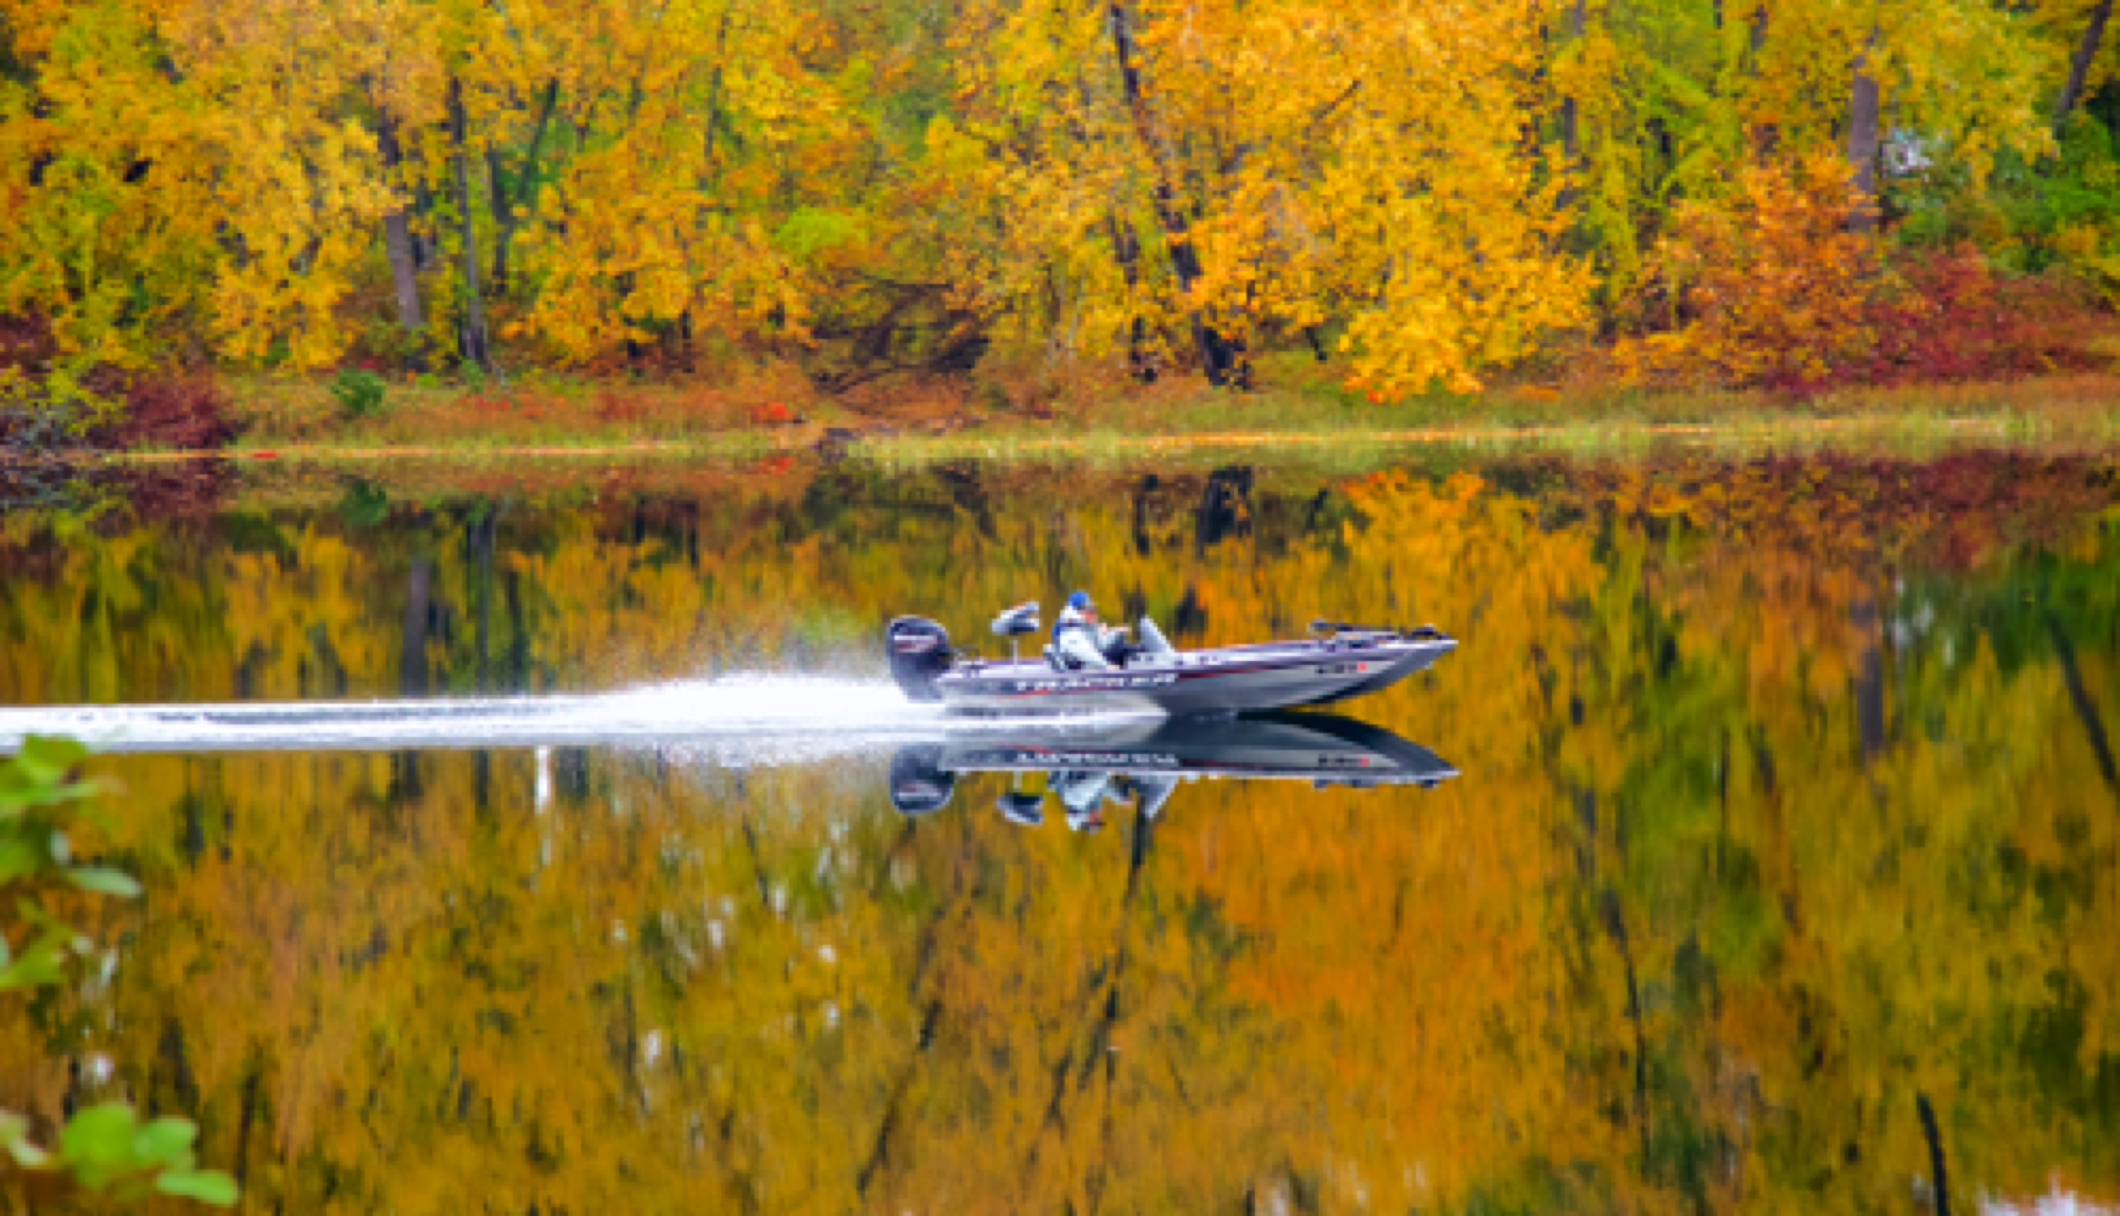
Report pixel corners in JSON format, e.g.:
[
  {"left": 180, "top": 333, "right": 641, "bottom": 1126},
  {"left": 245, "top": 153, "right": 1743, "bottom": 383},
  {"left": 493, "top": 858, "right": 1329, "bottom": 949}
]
[{"left": 1, "top": 459, "right": 2117, "bottom": 1211}]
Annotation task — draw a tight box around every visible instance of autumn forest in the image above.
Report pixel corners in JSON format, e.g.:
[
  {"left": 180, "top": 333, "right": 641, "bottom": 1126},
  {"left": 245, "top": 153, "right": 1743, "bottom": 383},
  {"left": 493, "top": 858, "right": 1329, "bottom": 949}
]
[
  {"left": 8, "top": 0, "right": 2120, "bottom": 405},
  {"left": 6, "top": 0, "right": 2120, "bottom": 1208}
]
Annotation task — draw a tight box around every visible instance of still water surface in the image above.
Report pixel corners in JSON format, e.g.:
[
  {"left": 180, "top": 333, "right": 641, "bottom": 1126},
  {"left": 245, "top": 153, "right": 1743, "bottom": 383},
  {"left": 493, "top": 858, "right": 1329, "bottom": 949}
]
[{"left": 2, "top": 455, "right": 2118, "bottom": 1212}]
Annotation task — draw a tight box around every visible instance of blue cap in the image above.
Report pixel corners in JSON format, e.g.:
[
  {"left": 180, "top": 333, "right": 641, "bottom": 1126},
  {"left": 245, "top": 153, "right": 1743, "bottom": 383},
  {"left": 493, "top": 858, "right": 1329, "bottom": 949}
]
[{"left": 1067, "top": 590, "right": 1091, "bottom": 609}]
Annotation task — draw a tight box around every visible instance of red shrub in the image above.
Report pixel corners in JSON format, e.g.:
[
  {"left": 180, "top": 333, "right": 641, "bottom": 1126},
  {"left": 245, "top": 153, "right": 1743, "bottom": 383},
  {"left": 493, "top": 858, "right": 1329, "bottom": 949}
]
[
  {"left": 1834, "top": 249, "right": 2104, "bottom": 392},
  {"left": 102, "top": 377, "right": 240, "bottom": 451}
]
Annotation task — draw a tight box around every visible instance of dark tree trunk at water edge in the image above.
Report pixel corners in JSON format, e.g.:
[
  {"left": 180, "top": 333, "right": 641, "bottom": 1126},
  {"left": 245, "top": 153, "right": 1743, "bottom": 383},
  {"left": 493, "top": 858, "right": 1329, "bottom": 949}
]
[
  {"left": 375, "top": 107, "right": 426, "bottom": 362},
  {"left": 489, "top": 79, "right": 559, "bottom": 297},
  {"left": 1847, "top": 32, "right": 1881, "bottom": 232},
  {"left": 449, "top": 77, "right": 493, "bottom": 370},
  {"left": 1105, "top": 0, "right": 1246, "bottom": 388}
]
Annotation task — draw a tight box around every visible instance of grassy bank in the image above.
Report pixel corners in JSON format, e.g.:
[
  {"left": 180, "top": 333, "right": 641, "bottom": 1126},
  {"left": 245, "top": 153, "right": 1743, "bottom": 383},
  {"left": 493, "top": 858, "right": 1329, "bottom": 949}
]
[{"left": 152, "top": 365, "right": 2120, "bottom": 468}]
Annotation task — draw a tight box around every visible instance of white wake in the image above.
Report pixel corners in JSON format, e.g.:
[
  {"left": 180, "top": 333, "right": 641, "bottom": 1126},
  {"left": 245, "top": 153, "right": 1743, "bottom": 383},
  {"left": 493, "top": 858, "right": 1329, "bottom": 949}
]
[{"left": 0, "top": 676, "right": 1157, "bottom": 758}]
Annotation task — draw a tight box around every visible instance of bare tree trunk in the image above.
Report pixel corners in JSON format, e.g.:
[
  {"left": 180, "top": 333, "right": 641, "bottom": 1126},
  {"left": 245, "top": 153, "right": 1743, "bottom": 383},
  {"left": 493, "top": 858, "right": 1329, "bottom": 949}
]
[
  {"left": 1556, "top": 0, "right": 1587, "bottom": 210},
  {"left": 701, "top": 4, "right": 735, "bottom": 190},
  {"left": 448, "top": 77, "right": 493, "bottom": 369},
  {"left": 1107, "top": 212, "right": 1156, "bottom": 382},
  {"left": 1749, "top": 3, "right": 1777, "bottom": 156},
  {"left": 1847, "top": 31, "right": 1881, "bottom": 231},
  {"left": 489, "top": 78, "right": 558, "bottom": 296},
  {"left": 1559, "top": 0, "right": 1585, "bottom": 164},
  {"left": 375, "top": 108, "right": 426, "bottom": 361},
  {"left": 409, "top": 178, "right": 437, "bottom": 271},
  {"left": 2056, "top": 0, "right": 2116, "bottom": 141},
  {"left": 1106, "top": 0, "right": 1244, "bottom": 388}
]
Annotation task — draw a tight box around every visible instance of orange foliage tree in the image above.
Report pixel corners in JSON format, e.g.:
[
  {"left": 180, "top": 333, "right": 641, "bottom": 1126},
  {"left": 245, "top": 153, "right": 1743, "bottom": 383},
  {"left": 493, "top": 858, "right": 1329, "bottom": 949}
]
[{"left": 1618, "top": 155, "right": 1880, "bottom": 392}]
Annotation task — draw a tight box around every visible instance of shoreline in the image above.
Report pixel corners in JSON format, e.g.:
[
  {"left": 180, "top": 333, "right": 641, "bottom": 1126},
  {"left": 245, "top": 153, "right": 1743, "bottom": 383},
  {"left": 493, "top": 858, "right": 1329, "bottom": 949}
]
[{"left": 62, "top": 409, "right": 2117, "bottom": 466}]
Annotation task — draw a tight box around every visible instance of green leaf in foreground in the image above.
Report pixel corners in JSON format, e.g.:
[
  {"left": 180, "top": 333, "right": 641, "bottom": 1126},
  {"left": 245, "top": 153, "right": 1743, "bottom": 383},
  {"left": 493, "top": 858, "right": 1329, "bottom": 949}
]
[
  {"left": 66, "top": 866, "right": 143, "bottom": 897},
  {"left": 155, "top": 1169, "right": 239, "bottom": 1205},
  {"left": 59, "top": 1103, "right": 139, "bottom": 1188},
  {"left": 132, "top": 1117, "right": 198, "bottom": 1167}
]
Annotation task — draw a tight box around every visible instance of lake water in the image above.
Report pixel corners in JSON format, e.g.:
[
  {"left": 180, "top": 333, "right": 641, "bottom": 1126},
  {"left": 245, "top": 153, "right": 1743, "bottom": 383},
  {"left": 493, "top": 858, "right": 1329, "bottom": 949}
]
[{"left": 2, "top": 453, "right": 2118, "bottom": 1212}]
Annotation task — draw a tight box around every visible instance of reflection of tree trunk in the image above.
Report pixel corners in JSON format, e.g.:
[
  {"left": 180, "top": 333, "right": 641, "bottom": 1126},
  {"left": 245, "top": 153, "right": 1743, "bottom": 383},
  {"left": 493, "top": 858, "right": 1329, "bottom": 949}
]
[
  {"left": 181, "top": 787, "right": 206, "bottom": 867},
  {"left": 1601, "top": 890, "right": 1651, "bottom": 1159},
  {"left": 504, "top": 566, "right": 530, "bottom": 692},
  {"left": 1023, "top": 802, "right": 1157, "bottom": 1189},
  {"left": 1847, "top": 31, "right": 1881, "bottom": 232},
  {"left": 1916, "top": 1091, "right": 1952, "bottom": 1216},
  {"left": 1852, "top": 597, "right": 1886, "bottom": 762},
  {"left": 2047, "top": 612, "right": 2119, "bottom": 795},
  {"left": 448, "top": 77, "right": 493, "bottom": 369},
  {"left": 470, "top": 510, "right": 495, "bottom": 692},
  {"left": 234, "top": 1061, "right": 262, "bottom": 1187},
  {"left": 401, "top": 558, "right": 432, "bottom": 696},
  {"left": 1130, "top": 473, "right": 1160, "bottom": 556},
  {"left": 1088, "top": 806, "right": 1157, "bottom": 1211},
  {"left": 1195, "top": 466, "right": 1254, "bottom": 553},
  {"left": 1105, "top": 0, "right": 1244, "bottom": 387},
  {"left": 375, "top": 107, "right": 427, "bottom": 358},
  {"left": 1574, "top": 788, "right": 1597, "bottom": 879},
  {"left": 394, "top": 557, "right": 433, "bottom": 807},
  {"left": 2056, "top": 1, "right": 2116, "bottom": 140},
  {"left": 856, "top": 1000, "right": 941, "bottom": 1199},
  {"left": 157, "top": 1018, "right": 200, "bottom": 1110},
  {"left": 1750, "top": 725, "right": 1778, "bottom": 796},
  {"left": 738, "top": 806, "right": 772, "bottom": 912},
  {"left": 857, "top": 815, "right": 980, "bottom": 1201}
]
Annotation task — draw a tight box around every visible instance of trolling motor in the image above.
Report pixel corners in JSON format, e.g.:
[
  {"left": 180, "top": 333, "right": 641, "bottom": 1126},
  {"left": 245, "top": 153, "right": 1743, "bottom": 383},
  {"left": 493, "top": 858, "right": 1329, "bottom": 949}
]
[{"left": 1309, "top": 619, "right": 1451, "bottom": 646}]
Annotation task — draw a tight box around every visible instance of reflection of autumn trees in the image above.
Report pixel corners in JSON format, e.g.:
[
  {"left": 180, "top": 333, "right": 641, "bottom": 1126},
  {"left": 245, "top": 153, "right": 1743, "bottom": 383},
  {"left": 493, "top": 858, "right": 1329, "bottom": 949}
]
[{"left": 2, "top": 457, "right": 2118, "bottom": 1210}]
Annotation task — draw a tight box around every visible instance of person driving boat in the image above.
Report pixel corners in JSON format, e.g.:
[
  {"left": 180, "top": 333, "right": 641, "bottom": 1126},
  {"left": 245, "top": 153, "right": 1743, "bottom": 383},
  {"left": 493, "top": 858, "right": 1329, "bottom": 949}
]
[
  {"left": 1048, "top": 590, "right": 1181, "bottom": 671},
  {"left": 1051, "top": 590, "right": 1125, "bottom": 670}
]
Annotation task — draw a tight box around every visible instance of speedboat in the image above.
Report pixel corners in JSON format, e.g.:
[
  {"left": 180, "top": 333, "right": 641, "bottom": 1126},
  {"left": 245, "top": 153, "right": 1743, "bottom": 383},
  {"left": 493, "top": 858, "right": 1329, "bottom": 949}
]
[
  {"left": 884, "top": 603, "right": 1455, "bottom": 716},
  {"left": 887, "top": 712, "right": 1459, "bottom": 819}
]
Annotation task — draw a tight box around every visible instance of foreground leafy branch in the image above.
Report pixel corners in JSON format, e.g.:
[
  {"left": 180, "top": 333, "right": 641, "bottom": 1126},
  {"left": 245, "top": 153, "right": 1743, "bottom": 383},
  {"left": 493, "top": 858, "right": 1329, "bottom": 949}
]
[{"left": 0, "top": 736, "right": 237, "bottom": 1207}]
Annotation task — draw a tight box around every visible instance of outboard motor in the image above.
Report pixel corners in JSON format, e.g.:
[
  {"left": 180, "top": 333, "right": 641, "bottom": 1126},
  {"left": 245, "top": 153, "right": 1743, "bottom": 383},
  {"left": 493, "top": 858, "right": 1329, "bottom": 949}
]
[
  {"left": 885, "top": 616, "right": 954, "bottom": 703},
  {"left": 889, "top": 745, "right": 956, "bottom": 815}
]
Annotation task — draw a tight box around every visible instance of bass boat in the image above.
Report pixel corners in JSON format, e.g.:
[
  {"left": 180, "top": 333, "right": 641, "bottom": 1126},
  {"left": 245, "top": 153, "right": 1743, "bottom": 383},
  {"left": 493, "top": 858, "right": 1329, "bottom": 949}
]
[{"left": 886, "top": 603, "right": 1455, "bottom": 716}]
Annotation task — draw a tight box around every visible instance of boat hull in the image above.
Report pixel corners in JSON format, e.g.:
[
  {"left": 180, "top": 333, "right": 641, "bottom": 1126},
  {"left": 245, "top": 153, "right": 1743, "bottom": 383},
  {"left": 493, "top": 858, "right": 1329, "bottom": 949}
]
[
  {"left": 929, "top": 714, "right": 1459, "bottom": 785},
  {"left": 887, "top": 712, "right": 1460, "bottom": 817},
  {"left": 932, "top": 634, "right": 1455, "bottom": 716}
]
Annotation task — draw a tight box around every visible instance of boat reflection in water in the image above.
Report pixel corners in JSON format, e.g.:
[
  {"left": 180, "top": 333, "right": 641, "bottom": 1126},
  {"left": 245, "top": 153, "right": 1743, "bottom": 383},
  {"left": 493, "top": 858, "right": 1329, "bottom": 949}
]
[{"left": 888, "top": 712, "right": 1457, "bottom": 830}]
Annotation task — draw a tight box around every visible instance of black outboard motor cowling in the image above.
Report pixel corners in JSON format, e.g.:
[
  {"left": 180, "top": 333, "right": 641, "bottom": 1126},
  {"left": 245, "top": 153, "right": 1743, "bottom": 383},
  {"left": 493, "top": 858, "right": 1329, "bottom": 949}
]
[
  {"left": 889, "top": 745, "right": 956, "bottom": 815},
  {"left": 885, "top": 616, "right": 955, "bottom": 703}
]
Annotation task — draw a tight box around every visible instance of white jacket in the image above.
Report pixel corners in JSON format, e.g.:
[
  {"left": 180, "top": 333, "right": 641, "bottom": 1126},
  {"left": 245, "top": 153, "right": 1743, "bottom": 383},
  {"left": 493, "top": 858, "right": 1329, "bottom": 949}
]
[{"left": 1053, "top": 604, "right": 1115, "bottom": 670}]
